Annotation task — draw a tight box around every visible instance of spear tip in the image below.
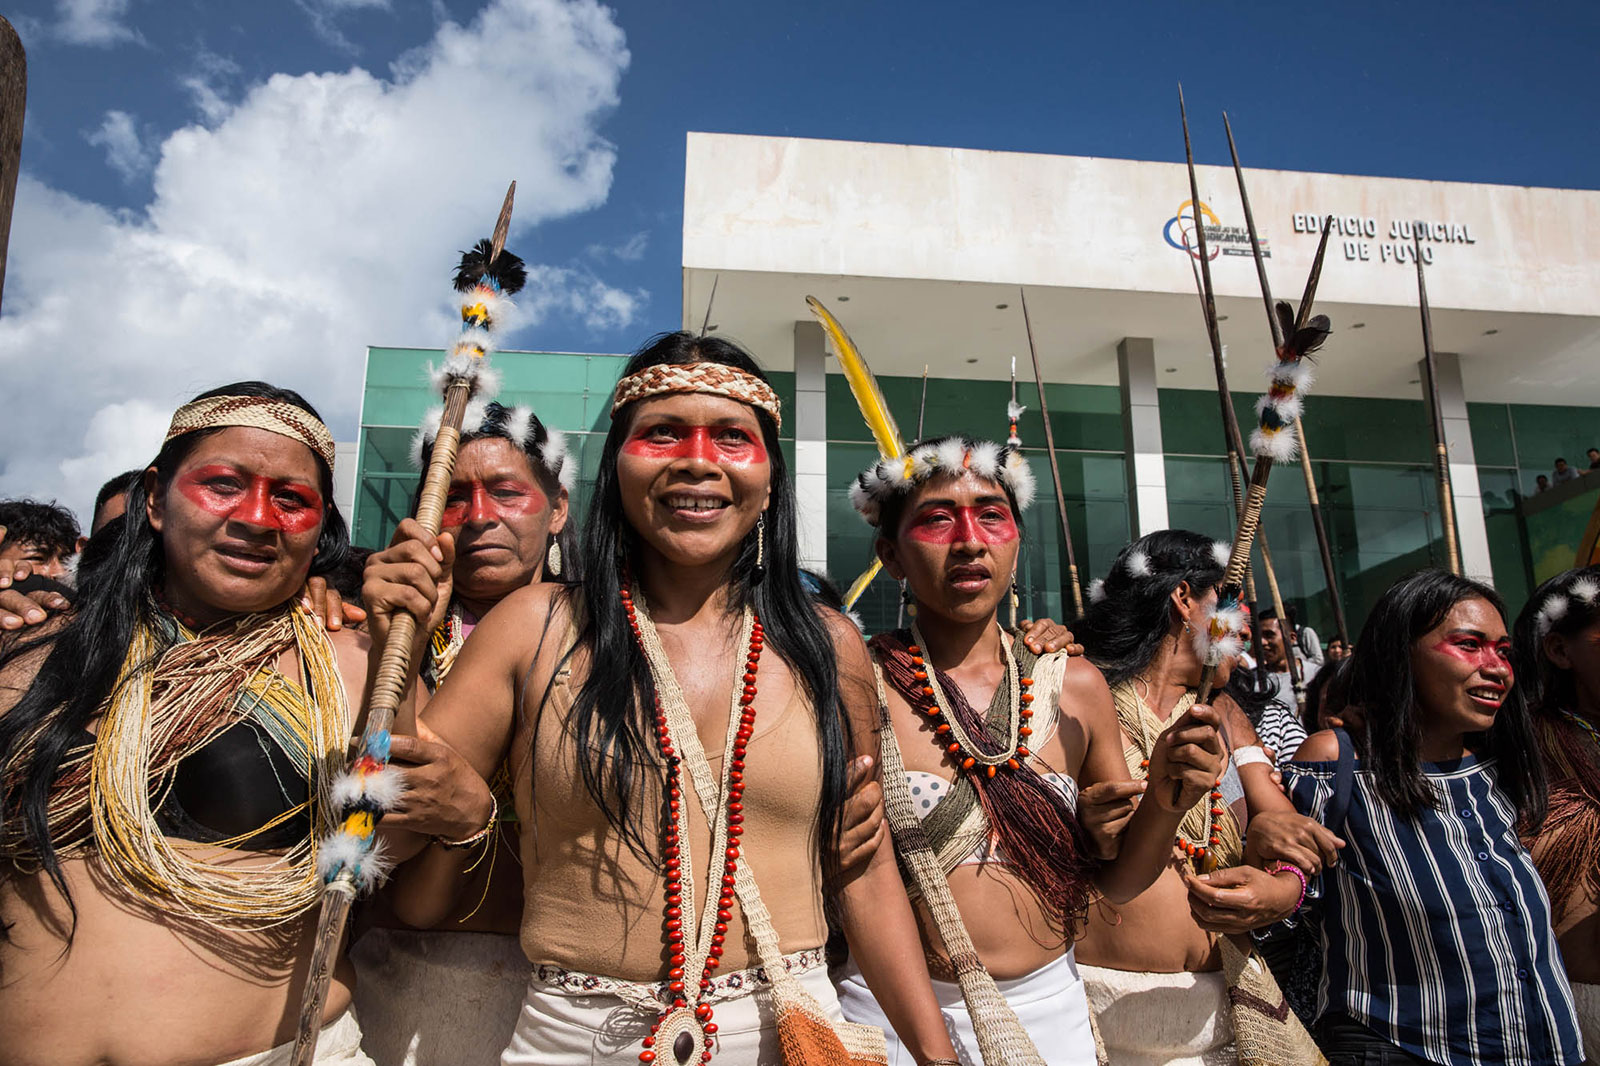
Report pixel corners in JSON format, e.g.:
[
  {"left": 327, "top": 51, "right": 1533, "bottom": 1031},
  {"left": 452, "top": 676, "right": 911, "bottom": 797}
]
[{"left": 489, "top": 180, "right": 516, "bottom": 262}]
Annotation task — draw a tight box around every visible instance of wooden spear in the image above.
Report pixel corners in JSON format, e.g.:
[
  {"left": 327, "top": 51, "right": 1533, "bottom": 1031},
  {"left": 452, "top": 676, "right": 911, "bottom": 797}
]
[
  {"left": 1020, "top": 288, "right": 1085, "bottom": 617},
  {"left": 1179, "top": 88, "right": 1271, "bottom": 686},
  {"left": 897, "top": 365, "right": 930, "bottom": 629},
  {"left": 0, "top": 17, "right": 26, "bottom": 314},
  {"left": 1414, "top": 234, "right": 1462, "bottom": 575},
  {"left": 1223, "top": 113, "right": 1352, "bottom": 656},
  {"left": 291, "top": 183, "right": 519, "bottom": 1066}
]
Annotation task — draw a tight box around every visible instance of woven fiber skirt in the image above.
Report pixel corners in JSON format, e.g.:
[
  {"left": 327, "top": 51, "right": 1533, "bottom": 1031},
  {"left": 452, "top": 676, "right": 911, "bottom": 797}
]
[
  {"left": 502, "top": 948, "right": 855, "bottom": 1065},
  {"left": 1079, "top": 963, "right": 1236, "bottom": 1066},
  {"left": 350, "top": 928, "right": 528, "bottom": 1066},
  {"left": 215, "top": 1008, "right": 373, "bottom": 1066},
  {"left": 1573, "top": 982, "right": 1599, "bottom": 1066},
  {"left": 835, "top": 948, "right": 1094, "bottom": 1066}
]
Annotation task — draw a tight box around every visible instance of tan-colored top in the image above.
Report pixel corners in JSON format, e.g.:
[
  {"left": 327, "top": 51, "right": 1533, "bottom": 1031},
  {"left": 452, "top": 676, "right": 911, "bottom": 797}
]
[{"left": 514, "top": 650, "right": 829, "bottom": 980}]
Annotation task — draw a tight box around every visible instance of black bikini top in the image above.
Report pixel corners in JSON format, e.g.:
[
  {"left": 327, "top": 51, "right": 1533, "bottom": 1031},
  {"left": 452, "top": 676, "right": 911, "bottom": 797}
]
[{"left": 75, "top": 721, "right": 310, "bottom": 851}]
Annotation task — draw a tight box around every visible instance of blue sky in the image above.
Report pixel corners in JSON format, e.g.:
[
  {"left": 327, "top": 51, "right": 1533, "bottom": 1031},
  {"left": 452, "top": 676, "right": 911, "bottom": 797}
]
[{"left": 4, "top": 0, "right": 1598, "bottom": 514}]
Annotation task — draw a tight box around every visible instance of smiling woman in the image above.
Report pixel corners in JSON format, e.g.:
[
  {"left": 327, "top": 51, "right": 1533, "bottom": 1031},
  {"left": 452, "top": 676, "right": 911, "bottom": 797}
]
[
  {"left": 1284, "top": 571, "right": 1584, "bottom": 1066},
  {"left": 0, "top": 382, "right": 401, "bottom": 1065}
]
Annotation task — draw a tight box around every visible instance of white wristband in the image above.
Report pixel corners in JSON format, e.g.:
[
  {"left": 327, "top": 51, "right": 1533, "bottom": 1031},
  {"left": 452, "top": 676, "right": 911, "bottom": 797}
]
[{"left": 1233, "top": 745, "right": 1271, "bottom": 769}]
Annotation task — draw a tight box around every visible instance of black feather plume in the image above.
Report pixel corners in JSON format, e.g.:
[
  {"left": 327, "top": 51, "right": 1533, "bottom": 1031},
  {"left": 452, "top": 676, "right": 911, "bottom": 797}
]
[
  {"left": 1289, "top": 314, "right": 1332, "bottom": 359},
  {"left": 453, "top": 238, "right": 527, "bottom": 296},
  {"left": 1274, "top": 300, "right": 1297, "bottom": 347}
]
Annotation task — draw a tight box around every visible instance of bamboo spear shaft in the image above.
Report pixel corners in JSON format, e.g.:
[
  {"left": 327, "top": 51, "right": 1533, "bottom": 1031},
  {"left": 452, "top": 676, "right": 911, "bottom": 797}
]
[
  {"left": 291, "top": 183, "right": 518, "bottom": 1066},
  {"left": 1020, "top": 288, "right": 1085, "bottom": 617},
  {"left": 0, "top": 17, "right": 23, "bottom": 314},
  {"left": 1223, "top": 114, "right": 1351, "bottom": 653},
  {"left": 1414, "top": 233, "right": 1462, "bottom": 576}
]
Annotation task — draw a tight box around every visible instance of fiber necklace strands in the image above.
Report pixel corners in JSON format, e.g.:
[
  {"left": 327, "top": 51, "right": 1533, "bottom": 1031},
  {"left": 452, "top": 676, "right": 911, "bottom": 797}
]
[
  {"left": 27, "top": 606, "right": 350, "bottom": 930},
  {"left": 1109, "top": 682, "right": 1240, "bottom": 871},
  {"left": 622, "top": 584, "right": 763, "bottom": 1065},
  {"left": 872, "top": 630, "right": 1095, "bottom": 931},
  {"left": 421, "top": 599, "right": 470, "bottom": 694},
  {"left": 1527, "top": 710, "right": 1600, "bottom": 928}
]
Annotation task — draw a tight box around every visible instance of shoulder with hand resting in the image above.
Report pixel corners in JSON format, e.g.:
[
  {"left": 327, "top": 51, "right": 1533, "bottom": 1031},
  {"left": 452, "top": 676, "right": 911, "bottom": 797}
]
[{"left": 1292, "top": 728, "right": 1342, "bottom": 763}]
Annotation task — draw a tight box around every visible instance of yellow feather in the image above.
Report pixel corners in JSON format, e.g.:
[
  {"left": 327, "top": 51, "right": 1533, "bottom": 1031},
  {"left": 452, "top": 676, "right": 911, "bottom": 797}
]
[
  {"left": 806, "top": 296, "right": 905, "bottom": 460},
  {"left": 844, "top": 558, "right": 883, "bottom": 611}
]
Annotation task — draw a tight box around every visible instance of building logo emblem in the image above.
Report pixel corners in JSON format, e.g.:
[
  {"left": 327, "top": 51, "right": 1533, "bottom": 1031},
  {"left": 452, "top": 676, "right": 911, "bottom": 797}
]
[{"left": 1162, "top": 198, "right": 1269, "bottom": 260}]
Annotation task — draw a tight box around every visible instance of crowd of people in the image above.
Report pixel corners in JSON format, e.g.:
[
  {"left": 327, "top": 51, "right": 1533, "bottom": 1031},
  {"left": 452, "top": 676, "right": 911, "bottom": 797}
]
[{"left": 0, "top": 330, "right": 1595, "bottom": 1066}]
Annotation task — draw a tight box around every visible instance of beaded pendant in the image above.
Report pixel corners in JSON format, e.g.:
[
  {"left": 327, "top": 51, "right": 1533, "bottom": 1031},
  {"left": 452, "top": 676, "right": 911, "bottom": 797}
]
[{"left": 906, "top": 627, "right": 1033, "bottom": 779}]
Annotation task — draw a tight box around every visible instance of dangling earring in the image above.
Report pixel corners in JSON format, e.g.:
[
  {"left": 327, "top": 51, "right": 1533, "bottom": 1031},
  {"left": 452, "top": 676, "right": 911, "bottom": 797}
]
[
  {"left": 749, "top": 515, "right": 767, "bottom": 586},
  {"left": 545, "top": 537, "right": 563, "bottom": 578},
  {"left": 1008, "top": 577, "right": 1020, "bottom": 630},
  {"left": 902, "top": 583, "right": 917, "bottom": 620}
]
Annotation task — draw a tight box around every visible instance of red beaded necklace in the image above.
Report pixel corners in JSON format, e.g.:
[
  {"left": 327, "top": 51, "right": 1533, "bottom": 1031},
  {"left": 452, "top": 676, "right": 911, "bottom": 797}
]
[
  {"left": 905, "top": 623, "right": 1033, "bottom": 778},
  {"left": 621, "top": 583, "right": 764, "bottom": 1066}
]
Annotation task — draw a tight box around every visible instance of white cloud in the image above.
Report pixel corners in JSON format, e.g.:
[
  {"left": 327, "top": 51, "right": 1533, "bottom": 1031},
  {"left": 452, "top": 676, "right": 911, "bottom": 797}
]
[
  {"left": 295, "top": 0, "right": 391, "bottom": 54},
  {"left": 180, "top": 49, "right": 243, "bottom": 124},
  {"left": 53, "top": 0, "right": 139, "bottom": 48},
  {"left": 587, "top": 229, "right": 648, "bottom": 262},
  {"left": 85, "top": 110, "right": 153, "bottom": 181},
  {"left": 0, "top": 0, "right": 638, "bottom": 523}
]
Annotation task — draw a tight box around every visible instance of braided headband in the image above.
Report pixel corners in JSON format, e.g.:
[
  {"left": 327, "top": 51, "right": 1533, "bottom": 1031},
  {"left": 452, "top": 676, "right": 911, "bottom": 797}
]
[
  {"left": 165, "top": 395, "right": 336, "bottom": 469},
  {"left": 610, "top": 362, "right": 782, "bottom": 429},
  {"left": 850, "top": 438, "right": 1036, "bottom": 527}
]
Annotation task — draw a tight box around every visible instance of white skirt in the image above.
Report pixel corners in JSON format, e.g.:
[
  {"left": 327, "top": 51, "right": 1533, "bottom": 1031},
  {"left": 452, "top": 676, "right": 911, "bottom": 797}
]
[
  {"left": 835, "top": 949, "right": 1095, "bottom": 1066},
  {"left": 349, "top": 928, "right": 528, "bottom": 1066},
  {"left": 215, "top": 1008, "right": 373, "bottom": 1066},
  {"left": 501, "top": 951, "right": 852, "bottom": 1065},
  {"left": 1079, "top": 963, "right": 1235, "bottom": 1066}
]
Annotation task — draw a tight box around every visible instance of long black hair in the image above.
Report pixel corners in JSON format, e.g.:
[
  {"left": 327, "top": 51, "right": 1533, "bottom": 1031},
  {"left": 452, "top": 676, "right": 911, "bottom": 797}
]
[
  {"left": 1346, "top": 569, "right": 1545, "bottom": 823},
  {"left": 562, "top": 332, "right": 848, "bottom": 866},
  {"left": 0, "top": 381, "right": 348, "bottom": 925},
  {"left": 1512, "top": 565, "right": 1600, "bottom": 720},
  {"left": 1073, "top": 529, "right": 1271, "bottom": 721},
  {"left": 1074, "top": 530, "right": 1229, "bottom": 687}
]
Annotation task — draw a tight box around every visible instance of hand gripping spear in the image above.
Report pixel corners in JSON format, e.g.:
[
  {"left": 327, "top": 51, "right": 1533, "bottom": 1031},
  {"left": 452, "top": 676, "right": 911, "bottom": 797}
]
[{"left": 290, "top": 183, "right": 522, "bottom": 1066}]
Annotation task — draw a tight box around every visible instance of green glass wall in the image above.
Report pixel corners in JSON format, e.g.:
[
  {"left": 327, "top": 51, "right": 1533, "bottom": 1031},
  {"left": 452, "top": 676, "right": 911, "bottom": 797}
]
[{"left": 355, "top": 348, "right": 1594, "bottom": 640}]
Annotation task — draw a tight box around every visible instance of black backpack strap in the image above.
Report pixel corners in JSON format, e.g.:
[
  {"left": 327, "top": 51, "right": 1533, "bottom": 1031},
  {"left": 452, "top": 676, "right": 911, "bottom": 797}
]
[{"left": 1321, "top": 726, "right": 1356, "bottom": 831}]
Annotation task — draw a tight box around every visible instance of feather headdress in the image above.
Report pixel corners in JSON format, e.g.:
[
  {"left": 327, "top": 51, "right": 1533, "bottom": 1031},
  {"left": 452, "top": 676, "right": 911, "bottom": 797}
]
[
  {"left": 1535, "top": 569, "right": 1600, "bottom": 639},
  {"left": 411, "top": 400, "right": 573, "bottom": 491},
  {"left": 851, "top": 435, "right": 1037, "bottom": 527},
  {"left": 1249, "top": 302, "right": 1329, "bottom": 462}
]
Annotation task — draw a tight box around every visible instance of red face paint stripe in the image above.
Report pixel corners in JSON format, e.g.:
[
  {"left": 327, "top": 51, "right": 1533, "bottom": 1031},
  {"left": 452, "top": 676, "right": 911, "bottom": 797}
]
[
  {"left": 621, "top": 424, "right": 768, "bottom": 466},
  {"left": 1432, "top": 636, "right": 1514, "bottom": 681},
  {"left": 905, "top": 505, "right": 1019, "bottom": 546},
  {"left": 175, "top": 465, "right": 323, "bottom": 535},
  {"left": 441, "top": 478, "right": 548, "bottom": 528}
]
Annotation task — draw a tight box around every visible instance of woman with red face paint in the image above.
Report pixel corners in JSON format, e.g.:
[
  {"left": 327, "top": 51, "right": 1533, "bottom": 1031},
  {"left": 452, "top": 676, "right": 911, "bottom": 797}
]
[
  {"left": 376, "top": 332, "right": 956, "bottom": 1064},
  {"left": 1514, "top": 566, "right": 1600, "bottom": 1062},
  {"left": 351, "top": 400, "right": 575, "bottom": 1066},
  {"left": 1284, "top": 570, "right": 1583, "bottom": 1066},
  {"left": 0, "top": 382, "right": 479, "bottom": 1065},
  {"left": 835, "top": 436, "right": 1228, "bottom": 1065},
  {"left": 1062, "top": 530, "right": 1329, "bottom": 1066}
]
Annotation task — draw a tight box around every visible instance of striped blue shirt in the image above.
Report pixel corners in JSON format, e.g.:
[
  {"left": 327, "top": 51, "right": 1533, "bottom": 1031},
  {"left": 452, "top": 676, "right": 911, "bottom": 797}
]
[{"left": 1284, "top": 752, "right": 1584, "bottom": 1066}]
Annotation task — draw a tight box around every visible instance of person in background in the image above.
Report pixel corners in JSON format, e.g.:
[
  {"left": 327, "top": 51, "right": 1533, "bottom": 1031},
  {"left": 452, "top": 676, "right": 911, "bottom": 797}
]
[
  {"left": 1513, "top": 566, "right": 1600, "bottom": 1063},
  {"left": 1555, "top": 458, "right": 1579, "bottom": 484},
  {"left": 1538, "top": 474, "right": 1553, "bottom": 494},
  {"left": 1254, "top": 607, "right": 1313, "bottom": 769},
  {"left": 91, "top": 468, "right": 143, "bottom": 535},
  {"left": 1286, "top": 569, "right": 1583, "bottom": 1065},
  {"left": 1324, "top": 638, "right": 1349, "bottom": 663},
  {"left": 0, "top": 499, "right": 83, "bottom": 580},
  {"left": 1587, "top": 447, "right": 1600, "bottom": 471}
]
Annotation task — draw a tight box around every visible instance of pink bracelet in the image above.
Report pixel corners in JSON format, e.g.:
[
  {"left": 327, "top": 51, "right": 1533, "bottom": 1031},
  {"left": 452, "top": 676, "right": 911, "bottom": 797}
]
[{"left": 1267, "top": 860, "right": 1308, "bottom": 913}]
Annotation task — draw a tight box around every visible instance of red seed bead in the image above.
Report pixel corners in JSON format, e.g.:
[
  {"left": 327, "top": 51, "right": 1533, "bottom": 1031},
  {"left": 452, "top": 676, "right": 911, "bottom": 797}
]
[
  {"left": 1007, "top": 758, "right": 1020, "bottom": 770},
  {"left": 1016, "top": 746, "right": 1030, "bottom": 758},
  {"left": 639, "top": 1052, "right": 655, "bottom": 1063},
  {"left": 985, "top": 765, "right": 997, "bottom": 779},
  {"left": 962, "top": 757, "right": 976, "bottom": 770},
  {"left": 935, "top": 723, "right": 951, "bottom": 734}
]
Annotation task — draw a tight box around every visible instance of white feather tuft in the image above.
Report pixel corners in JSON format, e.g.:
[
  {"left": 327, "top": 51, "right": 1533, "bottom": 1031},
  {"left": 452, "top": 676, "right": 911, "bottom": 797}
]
[
  {"left": 1004, "top": 450, "right": 1036, "bottom": 512},
  {"left": 1212, "top": 540, "right": 1233, "bottom": 569},
  {"left": 502, "top": 405, "right": 535, "bottom": 452},
  {"left": 1250, "top": 426, "right": 1300, "bottom": 463},
  {"left": 456, "top": 286, "right": 516, "bottom": 334},
  {"left": 933, "top": 438, "right": 968, "bottom": 475},
  {"left": 544, "top": 427, "right": 574, "bottom": 491},
  {"left": 1537, "top": 594, "right": 1571, "bottom": 638},
  {"left": 1570, "top": 576, "right": 1600, "bottom": 606},
  {"left": 410, "top": 407, "right": 445, "bottom": 470},
  {"left": 460, "top": 399, "right": 490, "bottom": 436},
  {"left": 968, "top": 440, "right": 1002, "bottom": 481},
  {"left": 1007, "top": 400, "right": 1026, "bottom": 421},
  {"left": 315, "top": 832, "right": 393, "bottom": 892},
  {"left": 1256, "top": 391, "right": 1304, "bottom": 427},
  {"left": 329, "top": 764, "right": 408, "bottom": 813},
  {"left": 1126, "top": 550, "right": 1152, "bottom": 579},
  {"left": 1194, "top": 599, "right": 1248, "bottom": 666},
  {"left": 849, "top": 478, "right": 880, "bottom": 525},
  {"left": 907, "top": 449, "right": 936, "bottom": 483},
  {"left": 846, "top": 610, "right": 867, "bottom": 634},
  {"left": 1088, "top": 578, "right": 1107, "bottom": 604}
]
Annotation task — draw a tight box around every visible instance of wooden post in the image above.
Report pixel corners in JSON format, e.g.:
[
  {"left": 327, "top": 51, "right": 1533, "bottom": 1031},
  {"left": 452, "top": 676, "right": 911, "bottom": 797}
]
[{"left": 1020, "top": 289, "right": 1085, "bottom": 617}]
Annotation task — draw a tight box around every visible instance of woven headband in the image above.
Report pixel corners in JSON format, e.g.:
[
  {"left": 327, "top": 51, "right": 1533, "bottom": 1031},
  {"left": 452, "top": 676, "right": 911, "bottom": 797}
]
[
  {"left": 165, "top": 395, "right": 337, "bottom": 469},
  {"left": 610, "top": 362, "right": 782, "bottom": 429},
  {"left": 850, "top": 438, "right": 1036, "bottom": 527}
]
